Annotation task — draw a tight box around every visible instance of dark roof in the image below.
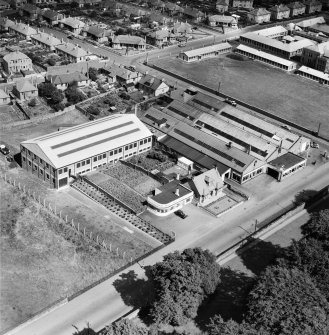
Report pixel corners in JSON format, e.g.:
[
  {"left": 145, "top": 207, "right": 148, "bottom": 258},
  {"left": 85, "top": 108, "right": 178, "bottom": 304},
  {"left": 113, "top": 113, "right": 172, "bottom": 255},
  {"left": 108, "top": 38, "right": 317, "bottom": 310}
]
[
  {"left": 187, "top": 91, "right": 227, "bottom": 115},
  {"left": 139, "top": 74, "right": 167, "bottom": 91},
  {"left": 150, "top": 180, "right": 192, "bottom": 204},
  {"left": 50, "top": 71, "right": 88, "bottom": 85},
  {"left": 269, "top": 152, "right": 306, "bottom": 170},
  {"left": 42, "top": 9, "right": 61, "bottom": 20},
  {"left": 22, "top": 3, "right": 40, "bottom": 13}
]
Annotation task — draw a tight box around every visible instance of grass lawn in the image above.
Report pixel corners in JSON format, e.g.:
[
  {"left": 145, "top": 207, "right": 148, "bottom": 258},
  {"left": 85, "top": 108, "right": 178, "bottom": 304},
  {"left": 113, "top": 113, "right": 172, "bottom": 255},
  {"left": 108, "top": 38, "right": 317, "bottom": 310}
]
[
  {"left": 0, "top": 105, "right": 23, "bottom": 124},
  {"left": 152, "top": 54, "right": 329, "bottom": 139}
]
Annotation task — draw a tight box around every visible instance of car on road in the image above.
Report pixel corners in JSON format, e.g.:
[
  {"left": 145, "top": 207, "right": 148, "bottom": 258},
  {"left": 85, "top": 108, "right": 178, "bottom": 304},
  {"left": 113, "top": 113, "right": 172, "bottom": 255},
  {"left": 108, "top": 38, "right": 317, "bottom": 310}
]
[
  {"left": 311, "top": 141, "right": 319, "bottom": 149},
  {"left": 224, "top": 98, "right": 237, "bottom": 107},
  {"left": 175, "top": 209, "right": 188, "bottom": 219},
  {"left": 281, "top": 124, "right": 292, "bottom": 131},
  {"left": 0, "top": 144, "right": 10, "bottom": 155}
]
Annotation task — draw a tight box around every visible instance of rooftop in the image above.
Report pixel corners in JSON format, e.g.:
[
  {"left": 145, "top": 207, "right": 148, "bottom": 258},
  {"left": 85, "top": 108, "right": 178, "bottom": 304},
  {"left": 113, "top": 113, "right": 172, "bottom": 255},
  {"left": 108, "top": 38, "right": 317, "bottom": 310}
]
[
  {"left": 0, "top": 17, "right": 15, "bottom": 28},
  {"left": 9, "top": 22, "right": 37, "bottom": 36},
  {"left": 163, "top": 99, "right": 203, "bottom": 123},
  {"left": 255, "top": 25, "right": 287, "bottom": 37},
  {"left": 298, "top": 65, "right": 329, "bottom": 81},
  {"left": 55, "top": 43, "right": 88, "bottom": 58},
  {"left": 112, "top": 35, "right": 146, "bottom": 45},
  {"left": 139, "top": 74, "right": 167, "bottom": 91},
  {"left": 269, "top": 4, "right": 289, "bottom": 12},
  {"left": 296, "top": 16, "right": 325, "bottom": 28},
  {"left": 3, "top": 51, "right": 31, "bottom": 62},
  {"left": 208, "top": 15, "right": 236, "bottom": 23},
  {"left": 269, "top": 152, "right": 306, "bottom": 170},
  {"left": 15, "top": 80, "right": 37, "bottom": 92},
  {"left": 288, "top": 1, "right": 306, "bottom": 9},
  {"left": 249, "top": 8, "right": 270, "bottom": 16},
  {"left": 60, "top": 17, "right": 85, "bottom": 29},
  {"left": 31, "top": 32, "right": 61, "bottom": 46},
  {"left": 49, "top": 71, "right": 88, "bottom": 85},
  {"left": 41, "top": 9, "right": 62, "bottom": 20},
  {"left": 21, "top": 114, "right": 152, "bottom": 169},
  {"left": 0, "top": 89, "right": 9, "bottom": 99},
  {"left": 191, "top": 167, "right": 224, "bottom": 196},
  {"left": 181, "top": 42, "right": 232, "bottom": 58}
]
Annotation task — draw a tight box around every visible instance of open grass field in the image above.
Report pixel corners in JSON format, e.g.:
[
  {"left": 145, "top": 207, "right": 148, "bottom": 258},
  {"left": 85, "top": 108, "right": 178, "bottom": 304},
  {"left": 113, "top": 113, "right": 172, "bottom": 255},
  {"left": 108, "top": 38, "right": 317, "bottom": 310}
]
[{"left": 152, "top": 54, "right": 329, "bottom": 138}]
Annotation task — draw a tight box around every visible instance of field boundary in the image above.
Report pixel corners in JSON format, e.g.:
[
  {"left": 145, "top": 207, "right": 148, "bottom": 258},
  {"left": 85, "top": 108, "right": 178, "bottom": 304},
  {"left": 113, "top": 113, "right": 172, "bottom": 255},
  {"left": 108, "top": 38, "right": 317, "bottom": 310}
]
[{"left": 149, "top": 63, "right": 327, "bottom": 139}]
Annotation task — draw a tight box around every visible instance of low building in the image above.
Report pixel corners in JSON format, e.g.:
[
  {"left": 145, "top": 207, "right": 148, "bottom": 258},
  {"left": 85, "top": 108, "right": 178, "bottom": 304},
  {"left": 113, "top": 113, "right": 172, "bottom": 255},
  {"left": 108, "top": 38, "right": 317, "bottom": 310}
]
[
  {"left": 55, "top": 42, "right": 89, "bottom": 63},
  {"left": 183, "top": 7, "right": 205, "bottom": 22},
  {"left": 83, "top": 25, "right": 114, "bottom": 43},
  {"left": 236, "top": 44, "right": 298, "bottom": 70},
  {"left": 20, "top": 114, "right": 153, "bottom": 189},
  {"left": 288, "top": 1, "right": 306, "bottom": 16},
  {"left": 147, "top": 180, "right": 193, "bottom": 216},
  {"left": 138, "top": 74, "right": 169, "bottom": 96},
  {"left": 13, "top": 80, "right": 38, "bottom": 100},
  {"left": 295, "top": 16, "right": 325, "bottom": 29},
  {"left": 59, "top": 17, "right": 85, "bottom": 34},
  {"left": 0, "top": 0, "right": 11, "bottom": 11},
  {"left": 307, "top": 23, "right": 329, "bottom": 36},
  {"left": 256, "top": 25, "right": 288, "bottom": 38},
  {"left": 230, "top": 0, "right": 253, "bottom": 9},
  {"left": 3, "top": 51, "right": 33, "bottom": 74},
  {"left": 8, "top": 22, "right": 37, "bottom": 40},
  {"left": 188, "top": 168, "right": 226, "bottom": 206},
  {"left": 304, "top": 0, "right": 322, "bottom": 13},
  {"left": 31, "top": 31, "right": 61, "bottom": 51},
  {"left": 39, "top": 9, "right": 63, "bottom": 25},
  {"left": 9, "top": 0, "right": 26, "bottom": 9},
  {"left": 179, "top": 42, "right": 232, "bottom": 62},
  {"left": 208, "top": 15, "right": 238, "bottom": 29},
  {"left": 269, "top": 4, "right": 290, "bottom": 20},
  {"left": 296, "top": 65, "right": 329, "bottom": 85},
  {"left": 48, "top": 71, "right": 90, "bottom": 90},
  {"left": 216, "top": 0, "right": 229, "bottom": 13},
  {"left": 19, "top": 4, "right": 40, "bottom": 20},
  {"left": 30, "top": 0, "right": 55, "bottom": 5},
  {"left": 177, "top": 156, "right": 193, "bottom": 171},
  {"left": 247, "top": 8, "right": 271, "bottom": 24},
  {"left": 301, "top": 41, "right": 329, "bottom": 72},
  {"left": 164, "top": 2, "right": 181, "bottom": 15},
  {"left": 267, "top": 152, "right": 307, "bottom": 181},
  {"left": 0, "top": 89, "right": 10, "bottom": 105},
  {"left": 112, "top": 35, "right": 146, "bottom": 50},
  {"left": 147, "top": 29, "right": 177, "bottom": 47},
  {"left": 173, "top": 21, "right": 192, "bottom": 36},
  {"left": 0, "top": 17, "right": 14, "bottom": 31},
  {"left": 102, "top": 64, "right": 143, "bottom": 85}
]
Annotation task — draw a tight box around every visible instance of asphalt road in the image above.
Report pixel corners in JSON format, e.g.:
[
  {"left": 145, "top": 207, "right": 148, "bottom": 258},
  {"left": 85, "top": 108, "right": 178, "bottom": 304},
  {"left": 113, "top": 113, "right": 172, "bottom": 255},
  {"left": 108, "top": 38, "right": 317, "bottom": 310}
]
[{"left": 7, "top": 162, "right": 329, "bottom": 335}]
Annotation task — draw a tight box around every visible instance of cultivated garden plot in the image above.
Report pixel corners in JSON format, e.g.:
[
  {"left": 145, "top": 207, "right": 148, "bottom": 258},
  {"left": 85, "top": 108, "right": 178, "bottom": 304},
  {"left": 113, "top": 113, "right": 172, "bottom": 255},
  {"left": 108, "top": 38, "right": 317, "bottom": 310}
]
[{"left": 127, "top": 151, "right": 175, "bottom": 172}]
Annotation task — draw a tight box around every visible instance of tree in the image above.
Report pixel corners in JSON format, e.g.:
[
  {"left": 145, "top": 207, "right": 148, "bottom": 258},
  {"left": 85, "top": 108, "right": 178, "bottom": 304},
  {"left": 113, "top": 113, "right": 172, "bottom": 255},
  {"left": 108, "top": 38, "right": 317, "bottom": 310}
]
[
  {"left": 50, "top": 89, "right": 64, "bottom": 105},
  {"left": 47, "top": 58, "right": 56, "bottom": 66},
  {"left": 38, "top": 83, "right": 56, "bottom": 98},
  {"left": 88, "top": 67, "right": 98, "bottom": 81},
  {"left": 65, "top": 86, "right": 85, "bottom": 104},
  {"left": 101, "top": 319, "right": 148, "bottom": 335},
  {"left": 302, "top": 209, "right": 329, "bottom": 242},
  {"left": 148, "top": 248, "right": 221, "bottom": 326},
  {"left": 87, "top": 105, "right": 100, "bottom": 115},
  {"left": 246, "top": 265, "right": 329, "bottom": 335},
  {"left": 28, "top": 98, "right": 37, "bottom": 107}
]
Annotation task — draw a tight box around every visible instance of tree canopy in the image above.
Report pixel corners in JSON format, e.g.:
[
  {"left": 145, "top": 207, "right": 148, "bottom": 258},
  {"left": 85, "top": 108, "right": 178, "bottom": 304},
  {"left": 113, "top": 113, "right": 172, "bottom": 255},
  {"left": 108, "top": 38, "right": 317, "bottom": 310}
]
[
  {"left": 246, "top": 265, "right": 329, "bottom": 335},
  {"left": 148, "top": 248, "right": 221, "bottom": 326},
  {"left": 38, "top": 83, "right": 56, "bottom": 98},
  {"left": 101, "top": 318, "right": 148, "bottom": 335}
]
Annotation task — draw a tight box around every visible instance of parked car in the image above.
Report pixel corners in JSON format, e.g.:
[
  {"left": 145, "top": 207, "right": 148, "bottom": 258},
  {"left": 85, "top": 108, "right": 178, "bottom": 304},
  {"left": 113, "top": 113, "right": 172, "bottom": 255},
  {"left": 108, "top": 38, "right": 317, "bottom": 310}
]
[
  {"left": 0, "top": 144, "right": 10, "bottom": 155},
  {"left": 311, "top": 142, "right": 319, "bottom": 149},
  {"left": 281, "top": 125, "right": 292, "bottom": 131},
  {"left": 175, "top": 209, "right": 188, "bottom": 219},
  {"left": 224, "top": 98, "right": 237, "bottom": 107}
]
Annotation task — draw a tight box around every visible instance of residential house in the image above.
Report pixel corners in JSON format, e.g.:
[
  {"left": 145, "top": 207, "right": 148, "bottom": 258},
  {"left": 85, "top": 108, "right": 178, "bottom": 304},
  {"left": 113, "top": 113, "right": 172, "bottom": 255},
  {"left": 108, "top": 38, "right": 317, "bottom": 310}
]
[
  {"left": 0, "top": 89, "right": 10, "bottom": 105},
  {"left": 104, "top": 1, "right": 122, "bottom": 15},
  {"left": 0, "top": 0, "right": 10, "bottom": 11},
  {"left": 147, "top": 29, "right": 177, "bottom": 47},
  {"left": 164, "top": 2, "right": 182, "bottom": 15},
  {"left": 183, "top": 6, "right": 205, "bottom": 22},
  {"left": 0, "top": 17, "right": 14, "bottom": 31},
  {"left": 55, "top": 42, "right": 89, "bottom": 62},
  {"left": 13, "top": 80, "right": 38, "bottom": 100},
  {"left": 304, "top": 0, "right": 322, "bottom": 13},
  {"left": 269, "top": 4, "right": 290, "bottom": 20},
  {"left": 3, "top": 51, "right": 33, "bottom": 74},
  {"left": 216, "top": 0, "right": 229, "bottom": 13},
  {"left": 74, "top": 0, "right": 102, "bottom": 8},
  {"left": 8, "top": 0, "right": 26, "bottom": 9},
  {"left": 138, "top": 74, "right": 169, "bottom": 96},
  {"left": 8, "top": 22, "right": 37, "bottom": 40},
  {"left": 48, "top": 71, "right": 90, "bottom": 90},
  {"left": 230, "top": 0, "right": 253, "bottom": 9},
  {"left": 19, "top": 4, "right": 40, "bottom": 20},
  {"left": 288, "top": 1, "right": 306, "bottom": 16},
  {"left": 247, "top": 8, "right": 271, "bottom": 23},
  {"left": 188, "top": 168, "right": 226, "bottom": 206},
  {"left": 39, "top": 9, "right": 63, "bottom": 25},
  {"left": 83, "top": 25, "right": 114, "bottom": 43},
  {"left": 148, "top": 12, "right": 166, "bottom": 26},
  {"left": 173, "top": 21, "right": 192, "bottom": 36},
  {"left": 112, "top": 35, "right": 146, "bottom": 50},
  {"left": 208, "top": 15, "right": 238, "bottom": 29},
  {"left": 59, "top": 17, "right": 85, "bottom": 34},
  {"left": 301, "top": 41, "right": 329, "bottom": 72},
  {"left": 31, "top": 31, "right": 61, "bottom": 51},
  {"left": 30, "top": 0, "right": 55, "bottom": 5}
]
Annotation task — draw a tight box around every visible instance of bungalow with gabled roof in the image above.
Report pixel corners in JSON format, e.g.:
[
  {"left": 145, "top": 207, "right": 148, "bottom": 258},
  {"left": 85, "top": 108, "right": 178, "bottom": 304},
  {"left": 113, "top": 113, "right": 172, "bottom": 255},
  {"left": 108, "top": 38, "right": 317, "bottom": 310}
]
[
  {"left": 55, "top": 42, "right": 89, "bottom": 63},
  {"left": 216, "top": 0, "right": 229, "bottom": 13},
  {"left": 48, "top": 71, "right": 90, "bottom": 90},
  {"left": 31, "top": 31, "right": 61, "bottom": 51},
  {"left": 59, "top": 17, "right": 85, "bottom": 34},
  {"left": 13, "top": 80, "right": 38, "bottom": 100},
  {"left": 112, "top": 35, "right": 146, "bottom": 50},
  {"left": 288, "top": 1, "right": 306, "bottom": 16}
]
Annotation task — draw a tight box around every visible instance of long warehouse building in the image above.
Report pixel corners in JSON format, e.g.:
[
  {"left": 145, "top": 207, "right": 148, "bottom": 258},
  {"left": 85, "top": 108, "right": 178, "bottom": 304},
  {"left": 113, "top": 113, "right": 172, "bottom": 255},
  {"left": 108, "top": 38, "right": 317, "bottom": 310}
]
[{"left": 20, "top": 114, "right": 153, "bottom": 189}]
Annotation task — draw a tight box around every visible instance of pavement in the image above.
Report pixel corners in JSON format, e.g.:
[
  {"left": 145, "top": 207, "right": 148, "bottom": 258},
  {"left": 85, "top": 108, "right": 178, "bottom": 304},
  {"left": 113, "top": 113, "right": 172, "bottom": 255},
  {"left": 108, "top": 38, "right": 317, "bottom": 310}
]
[{"left": 7, "top": 162, "right": 329, "bottom": 335}]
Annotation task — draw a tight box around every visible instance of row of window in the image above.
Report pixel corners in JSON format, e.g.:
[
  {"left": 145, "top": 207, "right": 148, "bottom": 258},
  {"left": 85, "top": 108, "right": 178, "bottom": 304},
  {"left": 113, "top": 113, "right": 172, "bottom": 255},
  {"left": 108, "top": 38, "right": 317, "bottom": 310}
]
[{"left": 242, "top": 168, "right": 263, "bottom": 182}]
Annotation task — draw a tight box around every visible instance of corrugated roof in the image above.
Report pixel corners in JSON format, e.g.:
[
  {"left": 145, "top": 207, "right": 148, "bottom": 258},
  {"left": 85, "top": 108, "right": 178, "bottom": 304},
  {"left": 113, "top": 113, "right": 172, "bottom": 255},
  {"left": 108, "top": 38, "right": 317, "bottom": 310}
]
[
  {"left": 21, "top": 114, "right": 152, "bottom": 169},
  {"left": 181, "top": 42, "right": 232, "bottom": 58},
  {"left": 298, "top": 65, "right": 329, "bottom": 81},
  {"left": 236, "top": 44, "right": 298, "bottom": 66},
  {"left": 269, "top": 152, "right": 306, "bottom": 170}
]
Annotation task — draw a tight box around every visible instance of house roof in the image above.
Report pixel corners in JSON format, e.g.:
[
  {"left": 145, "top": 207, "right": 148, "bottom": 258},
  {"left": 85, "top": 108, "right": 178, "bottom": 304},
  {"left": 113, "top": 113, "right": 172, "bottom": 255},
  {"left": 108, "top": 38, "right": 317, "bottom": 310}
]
[
  {"left": 15, "top": 80, "right": 37, "bottom": 92},
  {"left": 55, "top": 43, "right": 88, "bottom": 58},
  {"left": 256, "top": 25, "right": 287, "bottom": 37},
  {"left": 208, "top": 15, "right": 236, "bottom": 23},
  {"left": 85, "top": 25, "right": 112, "bottom": 37},
  {"left": 304, "top": 0, "right": 322, "bottom": 5},
  {"left": 296, "top": 16, "right": 325, "bottom": 28},
  {"left": 112, "top": 35, "right": 146, "bottom": 45},
  {"left": 270, "top": 4, "right": 289, "bottom": 12},
  {"left": 216, "top": 0, "right": 228, "bottom": 6},
  {"left": 298, "top": 65, "right": 329, "bottom": 81},
  {"left": 149, "top": 29, "right": 170, "bottom": 39},
  {"left": 304, "top": 41, "right": 329, "bottom": 54},
  {"left": 139, "top": 74, "right": 167, "bottom": 91},
  {"left": 21, "top": 114, "right": 153, "bottom": 169},
  {"left": 150, "top": 180, "right": 193, "bottom": 205},
  {"left": 173, "top": 21, "right": 192, "bottom": 34},
  {"left": 268, "top": 152, "right": 306, "bottom": 170},
  {"left": 21, "top": 3, "right": 40, "bottom": 13},
  {"left": 165, "top": 2, "right": 181, "bottom": 10},
  {"left": 248, "top": 8, "right": 270, "bottom": 16},
  {"left": 9, "top": 22, "right": 37, "bottom": 36},
  {"left": 31, "top": 32, "right": 61, "bottom": 46},
  {"left": 3, "top": 51, "right": 31, "bottom": 62},
  {"left": 183, "top": 6, "right": 204, "bottom": 18},
  {"left": 0, "top": 17, "right": 15, "bottom": 28},
  {"left": 49, "top": 71, "right": 88, "bottom": 85},
  {"left": 60, "top": 17, "right": 85, "bottom": 29},
  {"left": 41, "top": 9, "right": 62, "bottom": 21},
  {"left": 181, "top": 42, "right": 232, "bottom": 58},
  {"left": 0, "top": 89, "right": 9, "bottom": 99},
  {"left": 191, "top": 168, "right": 224, "bottom": 196},
  {"left": 236, "top": 44, "right": 298, "bottom": 67},
  {"left": 288, "top": 1, "right": 305, "bottom": 9}
]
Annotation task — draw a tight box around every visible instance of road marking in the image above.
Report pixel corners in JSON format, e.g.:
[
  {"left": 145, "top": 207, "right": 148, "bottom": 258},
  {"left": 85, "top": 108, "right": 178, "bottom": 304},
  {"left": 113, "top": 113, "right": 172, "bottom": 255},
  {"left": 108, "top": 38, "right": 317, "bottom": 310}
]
[{"left": 123, "top": 227, "right": 133, "bottom": 234}]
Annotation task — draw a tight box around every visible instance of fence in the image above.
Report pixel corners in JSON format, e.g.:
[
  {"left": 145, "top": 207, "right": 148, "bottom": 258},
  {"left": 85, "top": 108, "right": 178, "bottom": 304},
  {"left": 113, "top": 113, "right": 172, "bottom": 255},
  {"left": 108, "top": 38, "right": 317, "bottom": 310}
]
[{"left": 149, "top": 63, "right": 322, "bottom": 138}]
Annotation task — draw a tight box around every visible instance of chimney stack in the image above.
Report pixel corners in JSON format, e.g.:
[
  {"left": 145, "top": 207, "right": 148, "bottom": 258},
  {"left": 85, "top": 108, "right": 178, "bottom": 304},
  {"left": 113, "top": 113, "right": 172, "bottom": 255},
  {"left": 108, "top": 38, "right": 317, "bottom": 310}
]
[
  {"left": 175, "top": 188, "right": 180, "bottom": 196},
  {"left": 176, "top": 173, "right": 180, "bottom": 180}
]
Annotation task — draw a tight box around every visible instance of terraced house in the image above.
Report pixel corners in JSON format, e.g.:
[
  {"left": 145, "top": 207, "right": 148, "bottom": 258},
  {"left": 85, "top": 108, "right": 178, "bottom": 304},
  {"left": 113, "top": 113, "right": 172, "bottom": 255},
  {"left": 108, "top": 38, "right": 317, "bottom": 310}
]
[
  {"left": 247, "top": 8, "right": 271, "bottom": 24},
  {"left": 55, "top": 42, "right": 89, "bottom": 62},
  {"left": 269, "top": 4, "right": 290, "bottom": 20},
  {"left": 31, "top": 31, "right": 61, "bottom": 51},
  {"left": 304, "top": 0, "right": 322, "bottom": 13},
  {"left": 20, "top": 114, "right": 153, "bottom": 189},
  {"left": 2, "top": 51, "right": 33, "bottom": 74},
  {"left": 288, "top": 1, "right": 306, "bottom": 16}
]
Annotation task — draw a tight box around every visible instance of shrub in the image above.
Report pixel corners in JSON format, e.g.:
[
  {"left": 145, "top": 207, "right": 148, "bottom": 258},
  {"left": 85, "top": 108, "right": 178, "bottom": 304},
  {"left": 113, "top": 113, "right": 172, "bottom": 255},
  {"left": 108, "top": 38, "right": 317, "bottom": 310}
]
[
  {"left": 28, "top": 98, "right": 37, "bottom": 107},
  {"left": 53, "top": 102, "right": 65, "bottom": 111},
  {"left": 47, "top": 58, "right": 56, "bottom": 66},
  {"left": 87, "top": 105, "right": 100, "bottom": 115}
]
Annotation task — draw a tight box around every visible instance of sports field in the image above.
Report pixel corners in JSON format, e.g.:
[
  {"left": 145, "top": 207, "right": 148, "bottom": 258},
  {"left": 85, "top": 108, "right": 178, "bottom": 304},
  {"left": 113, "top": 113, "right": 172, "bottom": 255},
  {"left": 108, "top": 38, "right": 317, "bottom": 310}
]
[{"left": 153, "top": 54, "right": 329, "bottom": 138}]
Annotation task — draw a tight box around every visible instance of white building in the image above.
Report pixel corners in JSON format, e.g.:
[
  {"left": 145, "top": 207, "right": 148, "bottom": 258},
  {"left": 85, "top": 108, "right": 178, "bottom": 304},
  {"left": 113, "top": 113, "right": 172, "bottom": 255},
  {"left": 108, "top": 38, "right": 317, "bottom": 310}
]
[
  {"left": 20, "top": 114, "right": 153, "bottom": 189},
  {"left": 179, "top": 43, "right": 232, "bottom": 62}
]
